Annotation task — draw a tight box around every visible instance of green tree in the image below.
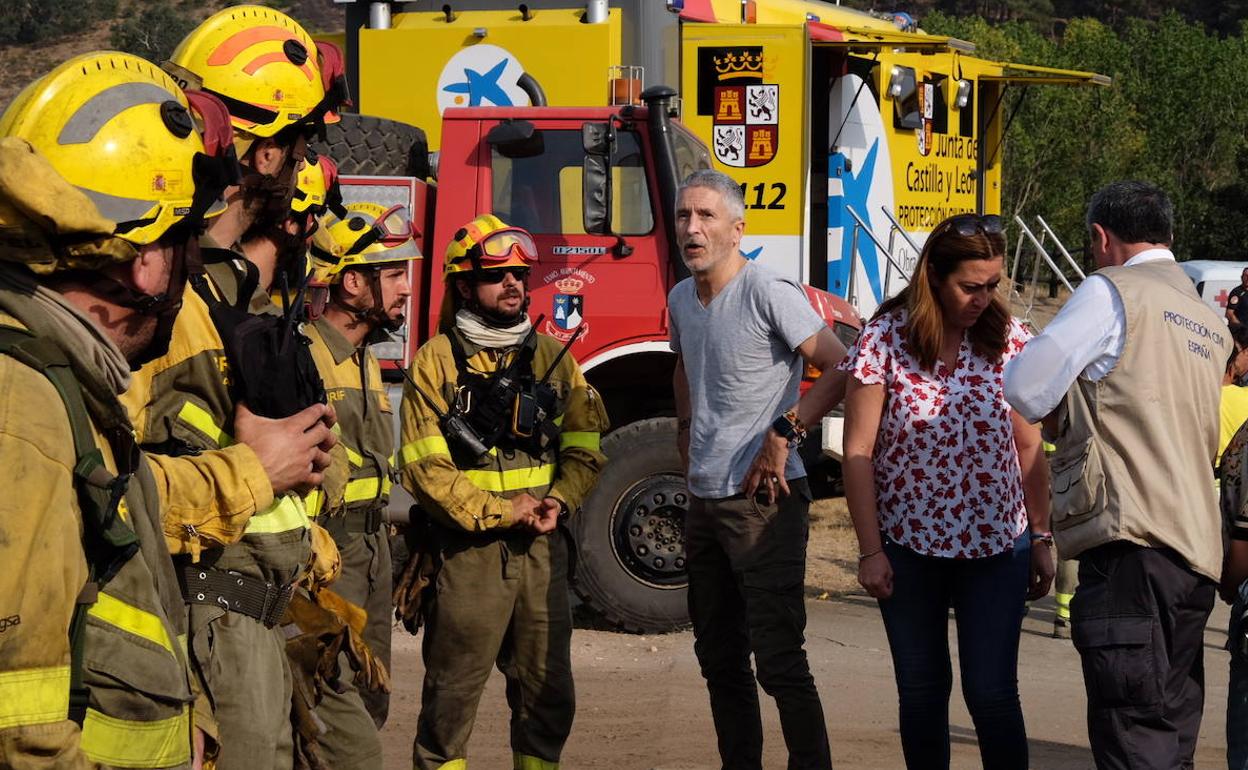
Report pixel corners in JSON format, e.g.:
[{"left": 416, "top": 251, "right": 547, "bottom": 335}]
[
  {"left": 111, "top": 0, "right": 200, "bottom": 64},
  {"left": 0, "top": 0, "right": 118, "bottom": 45}
]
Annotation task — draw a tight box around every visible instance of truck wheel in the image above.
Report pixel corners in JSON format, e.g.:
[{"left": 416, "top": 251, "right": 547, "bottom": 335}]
[
  {"left": 313, "top": 113, "right": 430, "bottom": 179},
  {"left": 572, "top": 417, "right": 690, "bottom": 633}
]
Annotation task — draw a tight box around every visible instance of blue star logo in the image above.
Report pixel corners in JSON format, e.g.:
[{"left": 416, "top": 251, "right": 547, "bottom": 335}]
[
  {"left": 442, "top": 58, "right": 514, "bottom": 107},
  {"left": 827, "top": 139, "right": 883, "bottom": 303},
  {"left": 741, "top": 246, "right": 763, "bottom": 261}
]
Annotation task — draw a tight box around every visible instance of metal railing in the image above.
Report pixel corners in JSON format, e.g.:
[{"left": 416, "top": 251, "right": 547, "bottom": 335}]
[
  {"left": 841, "top": 204, "right": 915, "bottom": 312},
  {"left": 1010, "top": 214, "right": 1084, "bottom": 327}
]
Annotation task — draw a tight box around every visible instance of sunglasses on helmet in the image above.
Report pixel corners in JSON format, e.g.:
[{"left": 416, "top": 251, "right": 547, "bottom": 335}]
[{"left": 941, "top": 214, "right": 1004, "bottom": 238}]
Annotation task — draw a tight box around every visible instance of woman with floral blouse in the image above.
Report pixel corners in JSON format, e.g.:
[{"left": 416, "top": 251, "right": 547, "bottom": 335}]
[{"left": 840, "top": 214, "right": 1053, "bottom": 769}]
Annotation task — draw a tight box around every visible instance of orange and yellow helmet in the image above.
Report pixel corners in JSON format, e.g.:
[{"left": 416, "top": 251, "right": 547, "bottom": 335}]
[
  {"left": 166, "top": 5, "right": 348, "bottom": 142},
  {"left": 444, "top": 214, "right": 537, "bottom": 278}
]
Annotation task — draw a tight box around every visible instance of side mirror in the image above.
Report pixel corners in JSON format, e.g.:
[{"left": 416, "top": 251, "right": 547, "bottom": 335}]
[
  {"left": 582, "top": 121, "right": 614, "bottom": 235},
  {"left": 487, "top": 119, "right": 544, "bottom": 158}
]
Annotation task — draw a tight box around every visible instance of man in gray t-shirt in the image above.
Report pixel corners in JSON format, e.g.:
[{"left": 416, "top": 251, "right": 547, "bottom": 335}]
[
  {"left": 669, "top": 259, "right": 824, "bottom": 497},
  {"left": 670, "top": 169, "right": 848, "bottom": 770}
]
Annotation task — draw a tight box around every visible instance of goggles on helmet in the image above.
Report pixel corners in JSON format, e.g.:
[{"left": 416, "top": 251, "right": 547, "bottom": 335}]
[
  {"left": 475, "top": 228, "right": 537, "bottom": 266},
  {"left": 344, "top": 204, "right": 413, "bottom": 256}
]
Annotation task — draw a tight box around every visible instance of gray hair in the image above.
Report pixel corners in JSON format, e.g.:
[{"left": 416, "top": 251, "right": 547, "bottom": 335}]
[{"left": 678, "top": 169, "right": 746, "bottom": 222}]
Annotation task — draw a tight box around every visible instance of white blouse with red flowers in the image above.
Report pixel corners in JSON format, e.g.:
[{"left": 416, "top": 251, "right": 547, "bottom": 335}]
[{"left": 839, "top": 311, "right": 1032, "bottom": 559}]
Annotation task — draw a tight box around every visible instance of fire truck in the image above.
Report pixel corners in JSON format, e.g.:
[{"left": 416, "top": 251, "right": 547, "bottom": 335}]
[{"left": 320, "top": 0, "right": 1108, "bottom": 632}]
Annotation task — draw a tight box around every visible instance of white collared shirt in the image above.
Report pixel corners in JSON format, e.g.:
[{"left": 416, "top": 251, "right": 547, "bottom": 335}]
[{"left": 1003, "top": 248, "right": 1176, "bottom": 423}]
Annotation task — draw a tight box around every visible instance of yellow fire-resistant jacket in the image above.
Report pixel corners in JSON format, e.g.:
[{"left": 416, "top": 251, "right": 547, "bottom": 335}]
[
  {"left": 399, "top": 329, "right": 608, "bottom": 531},
  {"left": 0, "top": 309, "right": 195, "bottom": 769},
  {"left": 305, "top": 319, "right": 394, "bottom": 523},
  {"left": 121, "top": 255, "right": 315, "bottom": 581}
]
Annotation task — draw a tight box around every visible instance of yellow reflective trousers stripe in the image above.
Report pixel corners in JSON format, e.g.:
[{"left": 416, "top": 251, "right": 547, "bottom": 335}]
[
  {"left": 463, "top": 464, "right": 555, "bottom": 492},
  {"left": 0, "top": 665, "right": 70, "bottom": 728},
  {"left": 344, "top": 475, "right": 392, "bottom": 504},
  {"left": 435, "top": 761, "right": 467, "bottom": 770},
  {"left": 514, "top": 753, "right": 559, "bottom": 770},
  {"left": 88, "top": 591, "right": 173, "bottom": 653},
  {"left": 176, "top": 401, "right": 232, "bottom": 448},
  {"left": 401, "top": 435, "right": 451, "bottom": 465},
  {"left": 559, "top": 431, "right": 600, "bottom": 451},
  {"left": 245, "top": 494, "right": 311, "bottom": 534},
  {"left": 83, "top": 706, "right": 191, "bottom": 768}
]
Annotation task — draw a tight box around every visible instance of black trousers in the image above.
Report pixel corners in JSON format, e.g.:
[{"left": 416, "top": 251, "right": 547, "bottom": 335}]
[
  {"left": 686, "top": 478, "right": 833, "bottom": 770},
  {"left": 1071, "top": 542, "right": 1215, "bottom": 770}
]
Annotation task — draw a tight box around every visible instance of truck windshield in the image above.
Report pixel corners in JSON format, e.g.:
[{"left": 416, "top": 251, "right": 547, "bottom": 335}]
[
  {"left": 672, "top": 124, "right": 711, "bottom": 183},
  {"left": 491, "top": 129, "right": 654, "bottom": 236}
]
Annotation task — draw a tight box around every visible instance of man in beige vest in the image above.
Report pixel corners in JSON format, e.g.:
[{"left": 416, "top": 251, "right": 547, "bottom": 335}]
[{"left": 1004, "top": 181, "right": 1226, "bottom": 770}]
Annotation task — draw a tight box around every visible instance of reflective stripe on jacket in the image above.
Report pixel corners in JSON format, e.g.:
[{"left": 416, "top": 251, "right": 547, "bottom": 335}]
[
  {"left": 121, "top": 254, "right": 310, "bottom": 585},
  {"left": 399, "top": 329, "right": 608, "bottom": 532},
  {"left": 0, "top": 311, "right": 194, "bottom": 769},
  {"left": 305, "top": 319, "right": 394, "bottom": 520}
]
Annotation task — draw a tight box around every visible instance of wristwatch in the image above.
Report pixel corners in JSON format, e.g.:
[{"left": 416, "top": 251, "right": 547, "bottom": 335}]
[{"left": 770, "top": 409, "right": 807, "bottom": 448}]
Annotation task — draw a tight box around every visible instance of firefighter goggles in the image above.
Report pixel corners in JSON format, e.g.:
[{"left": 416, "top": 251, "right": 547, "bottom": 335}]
[
  {"left": 344, "top": 204, "right": 413, "bottom": 256},
  {"left": 475, "top": 228, "right": 537, "bottom": 266}
]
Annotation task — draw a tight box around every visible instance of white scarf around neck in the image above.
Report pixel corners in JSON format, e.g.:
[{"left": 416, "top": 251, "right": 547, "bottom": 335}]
[{"left": 454, "top": 308, "right": 532, "bottom": 349}]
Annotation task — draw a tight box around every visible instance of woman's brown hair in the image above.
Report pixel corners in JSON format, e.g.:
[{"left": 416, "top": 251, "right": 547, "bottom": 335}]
[{"left": 874, "top": 214, "right": 1010, "bottom": 371}]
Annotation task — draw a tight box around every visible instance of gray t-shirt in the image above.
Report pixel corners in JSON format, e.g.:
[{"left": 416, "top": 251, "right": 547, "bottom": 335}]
[{"left": 669, "top": 261, "right": 826, "bottom": 498}]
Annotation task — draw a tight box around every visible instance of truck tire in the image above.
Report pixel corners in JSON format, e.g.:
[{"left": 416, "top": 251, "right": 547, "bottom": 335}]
[
  {"left": 313, "top": 113, "right": 430, "bottom": 179},
  {"left": 572, "top": 417, "right": 691, "bottom": 633}
]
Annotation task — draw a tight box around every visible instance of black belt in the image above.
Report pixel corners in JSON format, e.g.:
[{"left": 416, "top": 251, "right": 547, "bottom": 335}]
[
  {"left": 179, "top": 564, "right": 294, "bottom": 628},
  {"left": 344, "top": 506, "right": 384, "bottom": 535}
]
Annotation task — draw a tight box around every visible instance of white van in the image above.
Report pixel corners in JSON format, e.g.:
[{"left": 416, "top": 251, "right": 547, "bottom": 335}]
[{"left": 1180, "top": 260, "right": 1248, "bottom": 321}]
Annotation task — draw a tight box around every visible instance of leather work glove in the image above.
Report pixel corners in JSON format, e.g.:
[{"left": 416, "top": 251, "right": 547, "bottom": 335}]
[
  {"left": 315, "top": 587, "right": 391, "bottom": 693},
  {"left": 393, "top": 507, "right": 439, "bottom": 635},
  {"left": 302, "top": 521, "right": 341, "bottom": 590}
]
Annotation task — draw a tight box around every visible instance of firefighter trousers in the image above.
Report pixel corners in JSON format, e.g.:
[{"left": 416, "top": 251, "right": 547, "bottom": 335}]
[
  {"left": 413, "top": 528, "right": 575, "bottom": 769},
  {"left": 190, "top": 603, "right": 294, "bottom": 770},
  {"left": 316, "top": 527, "right": 391, "bottom": 769}
]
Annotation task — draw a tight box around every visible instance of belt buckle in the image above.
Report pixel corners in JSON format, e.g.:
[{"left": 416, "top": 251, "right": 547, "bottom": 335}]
[{"left": 261, "top": 583, "right": 295, "bottom": 628}]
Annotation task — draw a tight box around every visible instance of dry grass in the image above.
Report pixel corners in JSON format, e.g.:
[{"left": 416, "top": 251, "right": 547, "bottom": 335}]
[{"left": 805, "top": 497, "right": 862, "bottom": 597}]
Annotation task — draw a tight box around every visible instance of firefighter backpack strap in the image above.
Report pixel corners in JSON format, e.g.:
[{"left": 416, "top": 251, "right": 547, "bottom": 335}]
[{"left": 0, "top": 326, "right": 140, "bottom": 724}]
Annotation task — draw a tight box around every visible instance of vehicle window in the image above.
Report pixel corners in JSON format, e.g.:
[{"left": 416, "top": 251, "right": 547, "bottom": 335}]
[
  {"left": 491, "top": 129, "right": 653, "bottom": 236},
  {"left": 672, "top": 124, "right": 712, "bottom": 182}
]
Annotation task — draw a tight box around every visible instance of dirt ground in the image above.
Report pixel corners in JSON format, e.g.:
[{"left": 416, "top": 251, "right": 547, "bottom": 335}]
[{"left": 376, "top": 499, "right": 1232, "bottom": 768}]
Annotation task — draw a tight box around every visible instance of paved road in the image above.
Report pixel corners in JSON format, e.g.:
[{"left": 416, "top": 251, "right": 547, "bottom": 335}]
[{"left": 379, "top": 595, "right": 1232, "bottom": 768}]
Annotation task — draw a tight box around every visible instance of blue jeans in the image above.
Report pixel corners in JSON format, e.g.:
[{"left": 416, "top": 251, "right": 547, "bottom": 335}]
[
  {"left": 1229, "top": 580, "right": 1248, "bottom": 769},
  {"left": 877, "top": 534, "right": 1030, "bottom": 770}
]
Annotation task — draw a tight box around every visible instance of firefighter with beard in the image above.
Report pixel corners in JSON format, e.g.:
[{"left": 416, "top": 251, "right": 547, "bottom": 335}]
[
  {"left": 0, "top": 52, "right": 336, "bottom": 768},
  {"left": 295, "top": 202, "right": 421, "bottom": 767},
  {"left": 119, "top": 8, "right": 350, "bottom": 769},
  {"left": 398, "top": 215, "right": 608, "bottom": 770}
]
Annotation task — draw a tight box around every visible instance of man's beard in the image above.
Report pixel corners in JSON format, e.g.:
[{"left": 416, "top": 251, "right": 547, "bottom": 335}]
[{"left": 470, "top": 292, "right": 529, "bottom": 327}]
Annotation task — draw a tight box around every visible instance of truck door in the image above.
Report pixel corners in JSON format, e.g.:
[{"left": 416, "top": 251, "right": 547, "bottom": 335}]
[{"left": 482, "top": 117, "right": 668, "bottom": 361}]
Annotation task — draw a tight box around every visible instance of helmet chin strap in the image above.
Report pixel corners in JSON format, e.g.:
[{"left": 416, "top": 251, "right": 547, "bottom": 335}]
[{"left": 331, "top": 268, "right": 404, "bottom": 333}]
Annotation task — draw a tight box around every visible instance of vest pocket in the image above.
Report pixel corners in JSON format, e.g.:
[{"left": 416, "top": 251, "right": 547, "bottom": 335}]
[{"left": 1050, "top": 437, "right": 1106, "bottom": 530}]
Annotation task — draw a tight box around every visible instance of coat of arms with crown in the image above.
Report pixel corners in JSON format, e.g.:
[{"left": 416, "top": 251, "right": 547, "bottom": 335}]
[{"left": 709, "top": 50, "right": 778, "bottom": 168}]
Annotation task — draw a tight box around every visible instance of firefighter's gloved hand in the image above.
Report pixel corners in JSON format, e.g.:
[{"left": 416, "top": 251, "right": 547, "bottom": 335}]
[{"left": 303, "top": 521, "right": 341, "bottom": 590}]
